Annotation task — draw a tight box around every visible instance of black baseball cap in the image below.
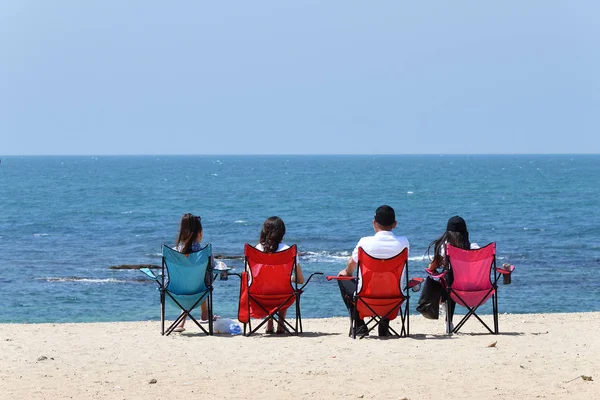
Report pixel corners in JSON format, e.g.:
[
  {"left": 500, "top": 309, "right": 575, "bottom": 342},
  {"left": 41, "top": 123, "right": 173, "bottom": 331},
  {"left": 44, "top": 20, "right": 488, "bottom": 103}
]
[
  {"left": 374, "top": 205, "right": 396, "bottom": 227},
  {"left": 447, "top": 215, "right": 467, "bottom": 232}
]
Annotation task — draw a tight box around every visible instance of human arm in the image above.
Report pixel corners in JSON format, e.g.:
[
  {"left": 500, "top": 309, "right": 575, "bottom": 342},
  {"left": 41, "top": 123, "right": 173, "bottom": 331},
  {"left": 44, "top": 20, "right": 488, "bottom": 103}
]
[
  {"left": 293, "top": 262, "right": 305, "bottom": 284},
  {"left": 427, "top": 257, "right": 440, "bottom": 271},
  {"left": 338, "top": 257, "right": 357, "bottom": 277}
]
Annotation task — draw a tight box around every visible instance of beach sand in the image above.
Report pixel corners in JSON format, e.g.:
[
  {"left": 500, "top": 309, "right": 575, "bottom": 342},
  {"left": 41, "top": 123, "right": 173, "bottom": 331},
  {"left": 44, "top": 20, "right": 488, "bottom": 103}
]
[{"left": 1, "top": 313, "right": 598, "bottom": 399}]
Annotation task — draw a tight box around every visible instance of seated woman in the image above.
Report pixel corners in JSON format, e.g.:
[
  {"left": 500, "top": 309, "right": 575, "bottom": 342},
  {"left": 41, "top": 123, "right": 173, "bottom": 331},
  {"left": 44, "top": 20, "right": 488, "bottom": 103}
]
[
  {"left": 173, "top": 213, "right": 217, "bottom": 333},
  {"left": 255, "top": 216, "right": 304, "bottom": 334},
  {"left": 427, "top": 215, "right": 478, "bottom": 333}
]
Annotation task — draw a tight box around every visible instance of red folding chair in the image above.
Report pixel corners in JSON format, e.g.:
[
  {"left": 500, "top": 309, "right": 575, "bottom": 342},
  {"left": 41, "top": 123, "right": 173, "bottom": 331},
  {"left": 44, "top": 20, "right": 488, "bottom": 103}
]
[
  {"left": 328, "top": 247, "right": 423, "bottom": 339},
  {"left": 236, "top": 244, "right": 322, "bottom": 336},
  {"left": 426, "top": 242, "right": 514, "bottom": 334}
]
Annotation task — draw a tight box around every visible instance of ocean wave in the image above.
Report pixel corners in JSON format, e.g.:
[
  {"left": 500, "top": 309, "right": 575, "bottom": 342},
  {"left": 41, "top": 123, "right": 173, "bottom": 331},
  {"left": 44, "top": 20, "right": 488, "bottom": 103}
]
[
  {"left": 301, "top": 251, "right": 351, "bottom": 263},
  {"left": 36, "top": 277, "right": 138, "bottom": 284},
  {"left": 33, "top": 233, "right": 50, "bottom": 237},
  {"left": 145, "top": 252, "right": 162, "bottom": 258},
  {"left": 121, "top": 211, "right": 133, "bottom": 214},
  {"left": 234, "top": 220, "right": 248, "bottom": 224}
]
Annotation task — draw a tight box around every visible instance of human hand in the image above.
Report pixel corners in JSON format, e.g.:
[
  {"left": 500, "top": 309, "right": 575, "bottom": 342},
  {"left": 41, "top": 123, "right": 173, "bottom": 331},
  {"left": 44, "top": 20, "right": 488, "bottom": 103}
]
[{"left": 338, "top": 268, "right": 350, "bottom": 277}]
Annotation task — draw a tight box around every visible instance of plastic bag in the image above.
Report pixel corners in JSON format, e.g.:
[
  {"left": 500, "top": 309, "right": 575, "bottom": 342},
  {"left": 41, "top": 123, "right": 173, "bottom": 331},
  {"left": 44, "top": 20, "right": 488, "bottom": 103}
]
[
  {"left": 213, "top": 318, "right": 242, "bottom": 335},
  {"left": 416, "top": 276, "right": 442, "bottom": 320}
]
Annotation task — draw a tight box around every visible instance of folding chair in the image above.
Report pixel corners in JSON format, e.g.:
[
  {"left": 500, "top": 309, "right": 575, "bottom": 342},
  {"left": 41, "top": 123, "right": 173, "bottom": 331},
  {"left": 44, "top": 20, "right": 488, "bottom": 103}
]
[
  {"left": 141, "top": 244, "right": 215, "bottom": 336},
  {"left": 327, "top": 247, "right": 423, "bottom": 339},
  {"left": 235, "top": 243, "right": 322, "bottom": 336},
  {"left": 427, "top": 242, "right": 513, "bottom": 335}
]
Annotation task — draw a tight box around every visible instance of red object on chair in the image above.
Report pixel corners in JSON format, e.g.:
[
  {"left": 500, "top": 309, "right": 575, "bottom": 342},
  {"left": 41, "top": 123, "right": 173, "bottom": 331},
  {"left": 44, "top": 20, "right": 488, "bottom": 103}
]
[{"left": 237, "top": 244, "right": 321, "bottom": 336}]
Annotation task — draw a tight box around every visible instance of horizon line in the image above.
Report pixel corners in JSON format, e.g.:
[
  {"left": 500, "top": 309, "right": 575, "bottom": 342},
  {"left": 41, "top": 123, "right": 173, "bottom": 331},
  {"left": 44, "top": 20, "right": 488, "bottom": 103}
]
[{"left": 1, "top": 153, "right": 599, "bottom": 157}]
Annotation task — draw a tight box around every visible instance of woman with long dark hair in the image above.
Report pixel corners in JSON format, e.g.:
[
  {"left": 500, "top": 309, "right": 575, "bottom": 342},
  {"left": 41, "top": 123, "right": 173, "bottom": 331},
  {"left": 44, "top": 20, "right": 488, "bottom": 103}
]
[
  {"left": 255, "top": 216, "right": 304, "bottom": 334},
  {"left": 426, "top": 215, "right": 478, "bottom": 333},
  {"left": 173, "top": 213, "right": 216, "bottom": 332}
]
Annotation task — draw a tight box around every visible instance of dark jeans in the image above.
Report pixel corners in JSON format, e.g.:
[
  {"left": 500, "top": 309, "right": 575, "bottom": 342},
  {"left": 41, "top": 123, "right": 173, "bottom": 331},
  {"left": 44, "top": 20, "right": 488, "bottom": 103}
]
[{"left": 338, "top": 279, "right": 389, "bottom": 336}]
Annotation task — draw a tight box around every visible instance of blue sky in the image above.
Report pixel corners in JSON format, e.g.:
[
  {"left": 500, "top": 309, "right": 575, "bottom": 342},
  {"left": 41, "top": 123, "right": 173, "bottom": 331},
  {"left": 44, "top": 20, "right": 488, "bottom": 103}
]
[{"left": 1, "top": 1, "right": 598, "bottom": 155}]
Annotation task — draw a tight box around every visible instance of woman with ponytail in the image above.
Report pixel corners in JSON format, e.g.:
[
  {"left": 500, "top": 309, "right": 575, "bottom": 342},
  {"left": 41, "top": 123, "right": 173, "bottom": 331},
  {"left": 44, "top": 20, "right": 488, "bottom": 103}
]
[{"left": 255, "top": 216, "right": 304, "bottom": 334}]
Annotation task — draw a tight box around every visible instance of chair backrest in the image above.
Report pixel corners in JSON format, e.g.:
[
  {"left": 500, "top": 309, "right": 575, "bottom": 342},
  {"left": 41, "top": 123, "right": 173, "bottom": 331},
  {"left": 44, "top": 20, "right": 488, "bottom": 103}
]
[
  {"left": 244, "top": 243, "right": 296, "bottom": 295},
  {"left": 356, "top": 247, "right": 408, "bottom": 298},
  {"left": 447, "top": 242, "right": 496, "bottom": 292},
  {"left": 162, "top": 244, "right": 212, "bottom": 295}
]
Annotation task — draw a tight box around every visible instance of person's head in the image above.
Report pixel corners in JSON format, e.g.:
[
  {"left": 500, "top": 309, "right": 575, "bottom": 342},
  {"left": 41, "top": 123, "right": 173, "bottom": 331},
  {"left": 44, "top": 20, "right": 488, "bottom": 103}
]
[
  {"left": 444, "top": 215, "right": 469, "bottom": 248},
  {"left": 427, "top": 215, "right": 470, "bottom": 265},
  {"left": 259, "top": 216, "right": 286, "bottom": 253},
  {"left": 176, "top": 213, "right": 203, "bottom": 254},
  {"left": 373, "top": 205, "right": 397, "bottom": 231}
]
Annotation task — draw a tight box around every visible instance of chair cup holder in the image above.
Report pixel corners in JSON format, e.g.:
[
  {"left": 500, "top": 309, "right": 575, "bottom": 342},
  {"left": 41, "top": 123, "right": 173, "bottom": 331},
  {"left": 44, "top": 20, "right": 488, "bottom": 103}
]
[{"left": 501, "top": 264, "right": 514, "bottom": 285}]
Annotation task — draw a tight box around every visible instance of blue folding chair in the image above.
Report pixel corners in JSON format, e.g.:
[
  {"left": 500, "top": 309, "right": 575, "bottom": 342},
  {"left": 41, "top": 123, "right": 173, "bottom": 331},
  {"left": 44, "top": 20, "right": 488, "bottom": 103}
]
[{"left": 141, "top": 244, "right": 215, "bottom": 336}]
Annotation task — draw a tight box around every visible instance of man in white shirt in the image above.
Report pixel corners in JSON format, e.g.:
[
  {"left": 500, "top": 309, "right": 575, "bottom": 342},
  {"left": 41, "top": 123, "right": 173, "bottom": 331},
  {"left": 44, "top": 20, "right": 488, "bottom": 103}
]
[{"left": 338, "top": 205, "right": 410, "bottom": 336}]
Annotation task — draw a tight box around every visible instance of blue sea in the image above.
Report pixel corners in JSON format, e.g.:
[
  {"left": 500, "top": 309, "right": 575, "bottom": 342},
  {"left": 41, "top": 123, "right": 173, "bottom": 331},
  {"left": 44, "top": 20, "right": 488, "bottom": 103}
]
[{"left": 0, "top": 155, "right": 598, "bottom": 323}]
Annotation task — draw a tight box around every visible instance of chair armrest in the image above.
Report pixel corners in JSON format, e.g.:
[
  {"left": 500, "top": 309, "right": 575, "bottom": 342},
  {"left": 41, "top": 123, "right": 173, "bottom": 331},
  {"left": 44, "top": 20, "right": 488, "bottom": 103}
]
[
  {"left": 298, "top": 272, "right": 323, "bottom": 290},
  {"left": 425, "top": 268, "right": 447, "bottom": 279},
  {"left": 140, "top": 268, "right": 157, "bottom": 279},
  {"left": 406, "top": 277, "right": 424, "bottom": 292},
  {"left": 497, "top": 265, "right": 515, "bottom": 274},
  {"left": 326, "top": 275, "right": 355, "bottom": 281}
]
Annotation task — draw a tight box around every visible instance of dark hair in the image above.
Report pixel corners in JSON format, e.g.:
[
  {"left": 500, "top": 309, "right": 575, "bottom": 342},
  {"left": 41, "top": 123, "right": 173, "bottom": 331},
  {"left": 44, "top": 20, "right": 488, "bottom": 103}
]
[
  {"left": 426, "top": 217, "right": 470, "bottom": 268},
  {"left": 259, "top": 216, "right": 286, "bottom": 253},
  {"left": 374, "top": 205, "right": 396, "bottom": 228},
  {"left": 176, "top": 213, "right": 203, "bottom": 254}
]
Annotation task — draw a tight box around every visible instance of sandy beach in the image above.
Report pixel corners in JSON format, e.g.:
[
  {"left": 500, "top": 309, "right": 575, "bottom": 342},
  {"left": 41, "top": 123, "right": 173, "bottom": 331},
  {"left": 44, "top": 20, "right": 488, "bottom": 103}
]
[{"left": 1, "top": 312, "right": 598, "bottom": 399}]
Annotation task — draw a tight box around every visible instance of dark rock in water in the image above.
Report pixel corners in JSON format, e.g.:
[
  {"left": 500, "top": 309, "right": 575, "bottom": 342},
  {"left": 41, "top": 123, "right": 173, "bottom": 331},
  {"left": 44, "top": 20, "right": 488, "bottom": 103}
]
[
  {"left": 214, "top": 255, "right": 245, "bottom": 260},
  {"left": 109, "top": 264, "right": 160, "bottom": 270},
  {"left": 109, "top": 251, "right": 316, "bottom": 269},
  {"left": 215, "top": 252, "right": 310, "bottom": 260}
]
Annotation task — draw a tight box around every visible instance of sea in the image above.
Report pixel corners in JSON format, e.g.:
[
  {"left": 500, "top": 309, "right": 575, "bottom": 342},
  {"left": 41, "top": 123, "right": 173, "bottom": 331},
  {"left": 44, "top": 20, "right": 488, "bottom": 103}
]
[{"left": 0, "top": 155, "right": 598, "bottom": 323}]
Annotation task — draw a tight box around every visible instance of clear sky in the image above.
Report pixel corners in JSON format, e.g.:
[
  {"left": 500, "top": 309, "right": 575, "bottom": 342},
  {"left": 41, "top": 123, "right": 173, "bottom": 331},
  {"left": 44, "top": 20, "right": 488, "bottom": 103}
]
[{"left": 1, "top": 1, "right": 598, "bottom": 155}]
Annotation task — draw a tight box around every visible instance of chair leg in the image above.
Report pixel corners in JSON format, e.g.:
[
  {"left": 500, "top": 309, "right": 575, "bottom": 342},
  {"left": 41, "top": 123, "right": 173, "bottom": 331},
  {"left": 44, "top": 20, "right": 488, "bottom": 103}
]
[
  {"left": 493, "top": 293, "right": 499, "bottom": 335},
  {"left": 160, "top": 291, "right": 165, "bottom": 336},
  {"left": 406, "top": 297, "right": 410, "bottom": 337},
  {"left": 208, "top": 293, "right": 214, "bottom": 336},
  {"left": 296, "top": 296, "right": 302, "bottom": 334},
  {"left": 445, "top": 301, "right": 452, "bottom": 335}
]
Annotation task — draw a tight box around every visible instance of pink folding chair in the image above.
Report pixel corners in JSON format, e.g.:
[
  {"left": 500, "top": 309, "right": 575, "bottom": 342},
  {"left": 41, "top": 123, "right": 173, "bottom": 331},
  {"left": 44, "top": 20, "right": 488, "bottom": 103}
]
[{"left": 426, "top": 242, "right": 514, "bottom": 334}]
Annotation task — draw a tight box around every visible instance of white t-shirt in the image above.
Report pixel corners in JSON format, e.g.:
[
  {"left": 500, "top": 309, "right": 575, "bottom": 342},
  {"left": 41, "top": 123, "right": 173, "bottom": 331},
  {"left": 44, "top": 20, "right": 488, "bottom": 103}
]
[
  {"left": 255, "top": 242, "right": 299, "bottom": 265},
  {"left": 351, "top": 231, "right": 410, "bottom": 262},
  {"left": 438, "top": 242, "right": 480, "bottom": 258}
]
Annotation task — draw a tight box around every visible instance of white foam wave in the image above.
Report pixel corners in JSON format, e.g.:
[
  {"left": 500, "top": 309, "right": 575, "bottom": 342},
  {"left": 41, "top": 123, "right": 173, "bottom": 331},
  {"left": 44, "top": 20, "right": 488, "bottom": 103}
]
[
  {"left": 234, "top": 220, "right": 247, "bottom": 224},
  {"left": 301, "top": 251, "right": 351, "bottom": 263},
  {"left": 409, "top": 255, "right": 430, "bottom": 262},
  {"left": 33, "top": 233, "right": 50, "bottom": 237},
  {"left": 407, "top": 191, "right": 414, "bottom": 195},
  {"left": 300, "top": 251, "right": 429, "bottom": 263},
  {"left": 145, "top": 253, "right": 162, "bottom": 258},
  {"left": 38, "top": 277, "right": 130, "bottom": 284},
  {"left": 121, "top": 211, "right": 133, "bottom": 214}
]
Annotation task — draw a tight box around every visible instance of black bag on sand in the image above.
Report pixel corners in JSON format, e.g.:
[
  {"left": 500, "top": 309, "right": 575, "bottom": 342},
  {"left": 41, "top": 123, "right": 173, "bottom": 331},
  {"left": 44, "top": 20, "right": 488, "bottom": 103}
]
[{"left": 416, "top": 276, "right": 442, "bottom": 320}]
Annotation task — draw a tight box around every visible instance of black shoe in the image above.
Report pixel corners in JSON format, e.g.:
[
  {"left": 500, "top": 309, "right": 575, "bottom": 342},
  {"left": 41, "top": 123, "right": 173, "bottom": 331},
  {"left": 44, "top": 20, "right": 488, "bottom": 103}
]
[
  {"left": 351, "top": 323, "right": 369, "bottom": 337},
  {"left": 378, "top": 318, "right": 390, "bottom": 336}
]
